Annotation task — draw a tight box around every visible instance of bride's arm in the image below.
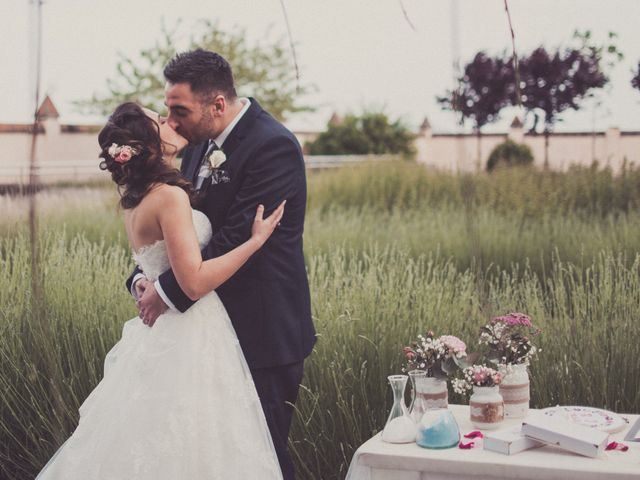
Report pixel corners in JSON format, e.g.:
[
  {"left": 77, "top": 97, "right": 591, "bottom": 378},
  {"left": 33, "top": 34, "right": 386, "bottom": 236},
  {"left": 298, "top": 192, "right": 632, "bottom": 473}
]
[{"left": 156, "top": 185, "right": 283, "bottom": 301}]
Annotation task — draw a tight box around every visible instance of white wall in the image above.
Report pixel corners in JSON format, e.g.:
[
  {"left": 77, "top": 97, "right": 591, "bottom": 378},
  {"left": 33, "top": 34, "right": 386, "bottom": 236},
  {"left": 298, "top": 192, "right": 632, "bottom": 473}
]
[
  {"left": 414, "top": 126, "right": 640, "bottom": 174},
  {"left": 1, "top": 118, "right": 639, "bottom": 183}
]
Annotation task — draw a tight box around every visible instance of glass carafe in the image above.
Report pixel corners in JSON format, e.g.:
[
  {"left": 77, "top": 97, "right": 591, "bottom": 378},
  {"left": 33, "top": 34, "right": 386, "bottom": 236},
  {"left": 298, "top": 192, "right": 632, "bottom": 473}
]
[
  {"left": 381, "top": 375, "right": 416, "bottom": 443},
  {"left": 408, "top": 370, "right": 428, "bottom": 422}
]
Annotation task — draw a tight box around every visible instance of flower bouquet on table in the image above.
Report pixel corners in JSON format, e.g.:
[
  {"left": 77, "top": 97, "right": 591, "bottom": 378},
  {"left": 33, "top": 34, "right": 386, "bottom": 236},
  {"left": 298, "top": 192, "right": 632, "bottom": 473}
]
[
  {"left": 403, "top": 331, "right": 471, "bottom": 415},
  {"left": 382, "top": 332, "right": 470, "bottom": 445},
  {"left": 401, "top": 331, "right": 473, "bottom": 448},
  {"left": 479, "top": 312, "right": 541, "bottom": 418},
  {"left": 452, "top": 365, "right": 503, "bottom": 394},
  {"left": 403, "top": 331, "right": 468, "bottom": 378},
  {"left": 452, "top": 365, "right": 505, "bottom": 429}
]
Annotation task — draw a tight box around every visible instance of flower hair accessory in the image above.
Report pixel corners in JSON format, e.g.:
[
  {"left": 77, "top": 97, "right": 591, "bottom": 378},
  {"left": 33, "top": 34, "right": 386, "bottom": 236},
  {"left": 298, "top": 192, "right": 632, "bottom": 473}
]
[{"left": 108, "top": 143, "right": 140, "bottom": 164}]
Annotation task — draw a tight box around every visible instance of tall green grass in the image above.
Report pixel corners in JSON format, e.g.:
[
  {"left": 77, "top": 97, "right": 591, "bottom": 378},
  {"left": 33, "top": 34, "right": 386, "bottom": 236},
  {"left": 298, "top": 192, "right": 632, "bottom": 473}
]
[
  {"left": 307, "top": 161, "right": 640, "bottom": 216},
  {"left": 1, "top": 161, "right": 640, "bottom": 479},
  {"left": 292, "top": 249, "right": 640, "bottom": 479}
]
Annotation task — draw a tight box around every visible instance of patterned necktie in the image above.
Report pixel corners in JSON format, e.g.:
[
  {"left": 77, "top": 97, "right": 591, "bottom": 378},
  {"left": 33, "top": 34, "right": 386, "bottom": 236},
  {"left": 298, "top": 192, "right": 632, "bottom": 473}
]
[
  {"left": 204, "top": 141, "right": 219, "bottom": 161},
  {"left": 195, "top": 141, "right": 218, "bottom": 191}
]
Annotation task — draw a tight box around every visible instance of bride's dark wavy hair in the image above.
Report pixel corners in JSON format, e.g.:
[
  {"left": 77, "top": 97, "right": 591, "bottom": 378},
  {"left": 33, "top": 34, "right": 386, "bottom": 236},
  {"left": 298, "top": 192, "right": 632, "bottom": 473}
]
[{"left": 98, "top": 102, "right": 193, "bottom": 209}]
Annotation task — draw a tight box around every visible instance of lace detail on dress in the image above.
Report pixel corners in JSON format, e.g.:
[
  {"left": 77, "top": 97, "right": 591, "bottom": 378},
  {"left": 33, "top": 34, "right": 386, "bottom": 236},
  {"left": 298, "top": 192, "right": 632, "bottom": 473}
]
[{"left": 131, "top": 209, "right": 212, "bottom": 282}]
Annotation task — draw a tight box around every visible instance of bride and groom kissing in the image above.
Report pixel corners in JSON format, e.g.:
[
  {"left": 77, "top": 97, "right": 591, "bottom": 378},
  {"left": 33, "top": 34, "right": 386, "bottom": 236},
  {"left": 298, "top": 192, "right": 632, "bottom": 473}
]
[{"left": 37, "top": 49, "right": 316, "bottom": 479}]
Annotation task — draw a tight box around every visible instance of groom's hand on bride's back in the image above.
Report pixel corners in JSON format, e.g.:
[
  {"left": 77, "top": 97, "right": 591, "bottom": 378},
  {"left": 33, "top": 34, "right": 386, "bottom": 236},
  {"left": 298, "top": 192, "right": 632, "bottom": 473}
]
[{"left": 136, "top": 279, "right": 168, "bottom": 327}]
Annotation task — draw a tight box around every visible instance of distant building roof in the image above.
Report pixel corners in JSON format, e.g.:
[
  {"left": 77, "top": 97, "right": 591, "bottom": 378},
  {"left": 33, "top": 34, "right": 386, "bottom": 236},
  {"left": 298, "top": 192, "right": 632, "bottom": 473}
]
[
  {"left": 420, "top": 117, "right": 431, "bottom": 131},
  {"left": 36, "top": 95, "right": 60, "bottom": 120},
  {"left": 328, "top": 112, "right": 342, "bottom": 126},
  {"left": 510, "top": 116, "right": 523, "bottom": 128}
]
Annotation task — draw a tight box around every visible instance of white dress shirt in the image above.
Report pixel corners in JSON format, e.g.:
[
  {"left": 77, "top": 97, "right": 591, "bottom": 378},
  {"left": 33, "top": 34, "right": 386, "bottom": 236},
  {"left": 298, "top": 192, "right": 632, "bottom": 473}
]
[
  {"left": 132, "top": 98, "right": 252, "bottom": 310},
  {"left": 194, "top": 98, "right": 251, "bottom": 189}
]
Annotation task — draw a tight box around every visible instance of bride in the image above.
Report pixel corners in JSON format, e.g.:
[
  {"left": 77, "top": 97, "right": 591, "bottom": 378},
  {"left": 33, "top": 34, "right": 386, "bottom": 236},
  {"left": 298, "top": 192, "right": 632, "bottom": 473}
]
[{"left": 37, "top": 102, "right": 285, "bottom": 479}]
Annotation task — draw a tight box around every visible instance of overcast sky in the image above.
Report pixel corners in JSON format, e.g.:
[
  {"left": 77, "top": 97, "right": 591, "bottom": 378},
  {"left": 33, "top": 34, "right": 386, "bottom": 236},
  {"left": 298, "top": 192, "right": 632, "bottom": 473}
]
[{"left": 1, "top": 0, "right": 639, "bottom": 133}]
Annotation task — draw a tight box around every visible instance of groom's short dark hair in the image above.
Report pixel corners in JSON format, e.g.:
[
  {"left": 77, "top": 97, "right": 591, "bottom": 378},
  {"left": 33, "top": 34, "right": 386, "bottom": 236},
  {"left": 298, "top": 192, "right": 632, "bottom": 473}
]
[{"left": 164, "top": 49, "right": 237, "bottom": 103}]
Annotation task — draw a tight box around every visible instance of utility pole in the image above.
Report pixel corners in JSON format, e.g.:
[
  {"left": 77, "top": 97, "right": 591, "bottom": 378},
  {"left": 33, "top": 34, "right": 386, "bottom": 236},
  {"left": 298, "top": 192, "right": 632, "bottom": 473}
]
[
  {"left": 29, "top": 0, "right": 44, "bottom": 306},
  {"left": 450, "top": 0, "right": 466, "bottom": 171}
]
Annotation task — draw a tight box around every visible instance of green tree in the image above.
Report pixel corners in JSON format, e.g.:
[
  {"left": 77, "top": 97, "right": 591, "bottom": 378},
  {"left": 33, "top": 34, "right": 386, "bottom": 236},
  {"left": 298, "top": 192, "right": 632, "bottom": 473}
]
[
  {"left": 518, "top": 31, "right": 622, "bottom": 168},
  {"left": 74, "top": 20, "right": 312, "bottom": 121},
  {"left": 307, "top": 111, "right": 415, "bottom": 156},
  {"left": 437, "top": 52, "right": 513, "bottom": 169}
]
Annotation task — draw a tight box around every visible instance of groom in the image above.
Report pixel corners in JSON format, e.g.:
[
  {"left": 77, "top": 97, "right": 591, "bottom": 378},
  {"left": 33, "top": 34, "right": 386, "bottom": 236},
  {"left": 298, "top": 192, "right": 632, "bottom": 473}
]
[{"left": 126, "top": 49, "right": 316, "bottom": 480}]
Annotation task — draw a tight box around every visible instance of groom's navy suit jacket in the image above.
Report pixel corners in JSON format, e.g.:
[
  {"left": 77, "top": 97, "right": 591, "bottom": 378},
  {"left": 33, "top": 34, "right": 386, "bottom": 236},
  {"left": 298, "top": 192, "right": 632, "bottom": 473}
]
[{"left": 127, "top": 99, "right": 316, "bottom": 369}]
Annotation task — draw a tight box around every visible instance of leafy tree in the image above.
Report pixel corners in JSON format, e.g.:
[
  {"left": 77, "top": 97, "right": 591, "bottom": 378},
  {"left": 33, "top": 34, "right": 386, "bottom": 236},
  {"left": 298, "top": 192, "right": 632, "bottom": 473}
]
[
  {"left": 486, "top": 140, "right": 534, "bottom": 172},
  {"left": 437, "top": 52, "right": 513, "bottom": 168},
  {"left": 518, "top": 31, "right": 621, "bottom": 167},
  {"left": 307, "top": 111, "right": 415, "bottom": 156},
  {"left": 75, "top": 20, "right": 312, "bottom": 121},
  {"left": 632, "top": 61, "right": 640, "bottom": 92}
]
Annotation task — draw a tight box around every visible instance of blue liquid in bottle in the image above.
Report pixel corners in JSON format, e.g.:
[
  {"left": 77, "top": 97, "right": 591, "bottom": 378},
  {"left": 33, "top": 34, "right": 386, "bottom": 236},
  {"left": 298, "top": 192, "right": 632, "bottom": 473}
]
[{"left": 416, "top": 409, "right": 460, "bottom": 449}]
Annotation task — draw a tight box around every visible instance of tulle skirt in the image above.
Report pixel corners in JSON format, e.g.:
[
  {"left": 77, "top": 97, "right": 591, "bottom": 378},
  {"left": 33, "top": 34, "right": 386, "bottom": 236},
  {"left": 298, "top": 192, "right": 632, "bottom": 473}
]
[{"left": 37, "top": 291, "right": 282, "bottom": 480}]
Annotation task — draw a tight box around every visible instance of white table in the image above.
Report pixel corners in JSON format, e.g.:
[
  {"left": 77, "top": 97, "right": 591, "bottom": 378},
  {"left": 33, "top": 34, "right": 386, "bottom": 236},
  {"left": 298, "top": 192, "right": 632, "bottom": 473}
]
[{"left": 345, "top": 404, "right": 640, "bottom": 480}]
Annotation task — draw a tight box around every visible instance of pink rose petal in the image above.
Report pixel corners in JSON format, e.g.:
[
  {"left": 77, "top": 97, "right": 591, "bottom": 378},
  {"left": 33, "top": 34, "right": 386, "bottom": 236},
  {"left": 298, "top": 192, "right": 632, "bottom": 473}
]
[{"left": 606, "top": 441, "right": 629, "bottom": 452}]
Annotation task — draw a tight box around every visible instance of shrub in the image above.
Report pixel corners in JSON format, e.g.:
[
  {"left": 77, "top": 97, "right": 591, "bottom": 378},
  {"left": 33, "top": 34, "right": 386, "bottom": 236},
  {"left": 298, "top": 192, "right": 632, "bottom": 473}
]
[
  {"left": 307, "top": 111, "right": 415, "bottom": 157},
  {"left": 486, "top": 140, "right": 534, "bottom": 171}
]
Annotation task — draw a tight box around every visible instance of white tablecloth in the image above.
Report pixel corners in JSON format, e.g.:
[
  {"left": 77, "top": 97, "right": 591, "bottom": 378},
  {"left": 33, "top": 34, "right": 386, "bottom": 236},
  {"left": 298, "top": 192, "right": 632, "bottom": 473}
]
[{"left": 346, "top": 404, "right": 640, "bottom": 480}]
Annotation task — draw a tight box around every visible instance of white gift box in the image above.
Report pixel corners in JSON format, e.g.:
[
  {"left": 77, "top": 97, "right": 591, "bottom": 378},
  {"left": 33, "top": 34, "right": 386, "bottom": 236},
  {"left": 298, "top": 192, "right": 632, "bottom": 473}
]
[
  {"left": 624, "top": 416, "right": 640, "bottom": 442},
  {"left": 521, "top": 416, "right": 609, "bottom": 458},
  {"left": 483, "top": 425, "right": 544, "bottom": 455}
]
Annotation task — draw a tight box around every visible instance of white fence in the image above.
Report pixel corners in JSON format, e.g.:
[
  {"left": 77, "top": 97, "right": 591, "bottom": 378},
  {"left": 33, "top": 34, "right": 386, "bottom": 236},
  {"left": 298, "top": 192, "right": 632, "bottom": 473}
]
[
  {"left": 0, "top": 155, "right": 397, "bottom": 185},
  {"left": 0, "top": 161, "right": 105, "bottom": 184},
  {"left": 304, "top": 154, "right": 397, "bottom": 169}
]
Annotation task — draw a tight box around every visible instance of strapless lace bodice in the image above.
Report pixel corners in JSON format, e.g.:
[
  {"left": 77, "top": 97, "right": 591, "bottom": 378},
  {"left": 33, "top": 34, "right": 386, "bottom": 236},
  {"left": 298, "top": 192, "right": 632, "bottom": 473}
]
[{"left": 132, "top": 209, "right": 212, "bottom": 282}]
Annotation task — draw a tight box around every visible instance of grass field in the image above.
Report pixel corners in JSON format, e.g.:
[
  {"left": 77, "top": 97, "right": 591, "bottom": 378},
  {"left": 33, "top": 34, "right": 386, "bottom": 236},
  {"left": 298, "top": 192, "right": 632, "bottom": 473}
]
[{"left": 1, "top": 161, "right": 639, "bottom": 479}]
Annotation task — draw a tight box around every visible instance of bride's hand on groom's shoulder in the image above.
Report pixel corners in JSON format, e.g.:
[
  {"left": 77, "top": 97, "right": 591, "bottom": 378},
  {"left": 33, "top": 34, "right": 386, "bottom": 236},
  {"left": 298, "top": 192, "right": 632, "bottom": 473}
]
[{"left": 251, "top": 201, "right": 286, "bottom": 249}]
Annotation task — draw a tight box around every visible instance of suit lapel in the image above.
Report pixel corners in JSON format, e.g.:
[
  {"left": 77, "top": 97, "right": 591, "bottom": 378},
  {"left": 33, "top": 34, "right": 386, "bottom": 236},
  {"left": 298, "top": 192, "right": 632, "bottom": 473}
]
[{"left": 219, "top": 98, "right": 263, "bottom": 158}]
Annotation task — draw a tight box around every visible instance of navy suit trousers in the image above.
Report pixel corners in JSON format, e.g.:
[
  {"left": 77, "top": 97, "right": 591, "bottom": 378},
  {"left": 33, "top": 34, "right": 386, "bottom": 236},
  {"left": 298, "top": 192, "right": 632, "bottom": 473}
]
[{"left": 250, "top": 361, "right": 304, "bottom": 480}]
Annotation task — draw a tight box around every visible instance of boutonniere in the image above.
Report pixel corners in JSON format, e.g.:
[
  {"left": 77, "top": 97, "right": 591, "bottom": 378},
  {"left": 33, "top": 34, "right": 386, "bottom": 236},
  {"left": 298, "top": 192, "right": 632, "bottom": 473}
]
[{"left": 208, "top": 150, "right": 227, "bottom": 170}]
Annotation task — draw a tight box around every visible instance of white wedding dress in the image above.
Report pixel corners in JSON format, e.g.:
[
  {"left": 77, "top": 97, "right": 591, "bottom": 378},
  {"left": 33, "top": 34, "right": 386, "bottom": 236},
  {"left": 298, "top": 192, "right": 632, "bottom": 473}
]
[{"left": 37, "top": 209, "right": 283, "bottom": 480}]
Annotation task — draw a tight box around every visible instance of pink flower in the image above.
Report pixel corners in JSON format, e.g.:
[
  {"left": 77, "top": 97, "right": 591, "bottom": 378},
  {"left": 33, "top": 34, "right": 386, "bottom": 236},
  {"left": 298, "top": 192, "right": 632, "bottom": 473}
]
[
  {"left": 116, "top": 151, "right": 132, "bottom": 163},
  {"left": 440, "top": 335, "right": 466, "bottom": 353},
  {"left": 495, "top": 313, "right": 532, "bottom": 327},
  {"left": 108, "top": 143, "right": 139, "bottom": 163},
  {"left": 465, "top": 365, "right": 502, "bottom": 387},
  {"left": 473, "top": 370, "right": 487, "bottom": 384}
]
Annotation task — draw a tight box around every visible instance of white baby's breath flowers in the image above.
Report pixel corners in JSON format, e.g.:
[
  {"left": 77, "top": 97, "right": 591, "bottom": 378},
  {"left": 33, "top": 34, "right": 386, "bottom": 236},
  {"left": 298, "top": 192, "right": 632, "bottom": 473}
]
[
  {"left": 452, "top": 378, "right": 470, "bottom": 395},
  {"left": 107, "top": 143, "right": 120, "bottom": 158}
]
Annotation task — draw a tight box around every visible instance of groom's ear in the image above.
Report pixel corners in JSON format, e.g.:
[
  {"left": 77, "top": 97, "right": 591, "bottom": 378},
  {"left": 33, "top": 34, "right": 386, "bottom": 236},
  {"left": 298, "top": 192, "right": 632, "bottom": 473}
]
[{"left": 211, "top": 95, "right": 226, "bottom": 115}]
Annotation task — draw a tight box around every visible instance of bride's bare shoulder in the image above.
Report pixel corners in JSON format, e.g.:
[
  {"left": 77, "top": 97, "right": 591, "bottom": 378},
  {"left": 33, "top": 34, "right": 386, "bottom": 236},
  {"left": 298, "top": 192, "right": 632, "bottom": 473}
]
[{"left": 145, "top": 184, "right": 190, "bottom": 210}]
